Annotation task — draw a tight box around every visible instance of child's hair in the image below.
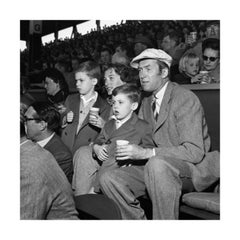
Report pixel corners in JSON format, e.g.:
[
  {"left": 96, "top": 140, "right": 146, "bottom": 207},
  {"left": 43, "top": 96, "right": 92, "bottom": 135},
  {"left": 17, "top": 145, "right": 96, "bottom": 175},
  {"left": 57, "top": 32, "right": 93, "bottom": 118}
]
[
  {"left": 112, "top": 84, "right": 141, "bottom": 104},
  {"left": 75, "top": 60, "right": 101, "bottom": 81},
  {"left": 178, "top": 53, "right": 200, "bottom": 74}
]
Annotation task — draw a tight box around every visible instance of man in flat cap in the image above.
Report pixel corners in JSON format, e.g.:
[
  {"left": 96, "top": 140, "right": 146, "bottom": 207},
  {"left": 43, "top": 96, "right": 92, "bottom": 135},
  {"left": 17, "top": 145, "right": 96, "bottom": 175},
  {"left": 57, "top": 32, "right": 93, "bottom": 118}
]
[{"left": 99, "top": 48, "right": 219, "bottom": 219}]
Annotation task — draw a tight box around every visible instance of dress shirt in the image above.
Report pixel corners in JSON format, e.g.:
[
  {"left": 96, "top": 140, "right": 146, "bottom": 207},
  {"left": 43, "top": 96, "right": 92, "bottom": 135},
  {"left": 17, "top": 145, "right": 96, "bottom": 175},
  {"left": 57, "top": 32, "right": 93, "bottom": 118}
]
[
  {"left": 152, "top": 81, "right": 169, "bottom": 116},
  {"left": 37, "top": 133, "right": 55, "bottom": 148}
]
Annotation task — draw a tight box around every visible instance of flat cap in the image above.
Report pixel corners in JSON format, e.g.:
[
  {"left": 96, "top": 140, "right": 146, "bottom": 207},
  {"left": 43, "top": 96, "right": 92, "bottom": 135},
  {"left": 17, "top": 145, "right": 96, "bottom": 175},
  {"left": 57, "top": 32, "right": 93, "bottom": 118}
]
[{"left": 130, "top": 48, "right": 172, "bottom": 69}]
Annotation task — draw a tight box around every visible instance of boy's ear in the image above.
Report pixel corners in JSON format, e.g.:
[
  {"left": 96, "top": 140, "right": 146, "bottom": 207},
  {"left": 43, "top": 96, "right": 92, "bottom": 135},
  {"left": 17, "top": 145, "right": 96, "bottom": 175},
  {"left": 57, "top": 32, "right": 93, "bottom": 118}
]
[
  {"left": 131, "top": 102, "right": 138, "bottom": 111},
  {"left": 92, "top": 78, "right": 98, "bottom": 86}
]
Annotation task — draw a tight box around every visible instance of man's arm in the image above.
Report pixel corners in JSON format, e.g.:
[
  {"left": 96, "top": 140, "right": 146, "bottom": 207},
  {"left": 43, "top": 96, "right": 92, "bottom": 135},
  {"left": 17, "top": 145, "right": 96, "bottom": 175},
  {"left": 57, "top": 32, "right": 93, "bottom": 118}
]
[
  {"left": 20, "top": 168, "right": 49, "bottom": 219},
  {"left": 154, "top": 93, "right": 208, "bottom": 164}
]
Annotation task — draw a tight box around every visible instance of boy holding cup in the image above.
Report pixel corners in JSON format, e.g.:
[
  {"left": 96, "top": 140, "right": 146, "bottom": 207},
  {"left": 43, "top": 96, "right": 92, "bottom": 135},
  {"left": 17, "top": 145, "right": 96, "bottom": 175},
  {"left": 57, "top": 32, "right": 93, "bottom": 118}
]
[
  {"left": 72, "top": 84, "right": 155, "bottom": 195},
  {"left": 61, "top": 61, "right": 111, "bottom": 154}
]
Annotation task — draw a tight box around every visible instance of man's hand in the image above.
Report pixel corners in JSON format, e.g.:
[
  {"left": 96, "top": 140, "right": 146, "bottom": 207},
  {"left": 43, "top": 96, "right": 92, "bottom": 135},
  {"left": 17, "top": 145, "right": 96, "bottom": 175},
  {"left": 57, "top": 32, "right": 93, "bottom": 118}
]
[
  {"left": 115, "top": 144, "right": 154, "bottom": 161},
  {"left": 93, "top": 144, "right": 109, "bottom": 162}
]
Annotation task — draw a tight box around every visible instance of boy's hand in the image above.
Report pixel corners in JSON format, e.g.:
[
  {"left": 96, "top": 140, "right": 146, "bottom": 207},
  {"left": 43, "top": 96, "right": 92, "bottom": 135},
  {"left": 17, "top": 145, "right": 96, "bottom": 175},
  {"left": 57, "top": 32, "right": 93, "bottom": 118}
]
[
  {"left": 89, "top": 114, "right": 105, "bottom": 128},
  {"left": 93, "top": 144, "right": 109, "bottom": 161},
  {"left": 115, "top": 144, "right": 154, "bottom": 161},
  {"left": 67, "top": 111, "right": 74, "bottom": 123}
]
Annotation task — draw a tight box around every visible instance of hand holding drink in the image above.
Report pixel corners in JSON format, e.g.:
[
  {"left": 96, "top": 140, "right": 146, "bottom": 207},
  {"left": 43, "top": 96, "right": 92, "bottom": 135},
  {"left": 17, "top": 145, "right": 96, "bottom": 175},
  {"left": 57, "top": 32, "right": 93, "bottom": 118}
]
[
  {"left": 115, "top": 140, "right": 129, "bottom": 161},
  {"left": 199, "top": 71, "right": 211, "bottom": 84},
  {"left": 89, "top": 107, "right": 105, "bottom": 128}
]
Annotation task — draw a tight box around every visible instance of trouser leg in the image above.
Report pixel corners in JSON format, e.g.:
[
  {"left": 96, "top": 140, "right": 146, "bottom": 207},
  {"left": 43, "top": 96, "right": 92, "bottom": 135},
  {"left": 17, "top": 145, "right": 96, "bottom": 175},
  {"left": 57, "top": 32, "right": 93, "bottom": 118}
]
[
  {"left": 72, "top": 146, "right": 100, "bottom": 196},
  {"left": 99, "top": 166, "right": 146, "bottom": 220},
  {"left": 144, "top": 156, "right": 192, "bottom": 220}
]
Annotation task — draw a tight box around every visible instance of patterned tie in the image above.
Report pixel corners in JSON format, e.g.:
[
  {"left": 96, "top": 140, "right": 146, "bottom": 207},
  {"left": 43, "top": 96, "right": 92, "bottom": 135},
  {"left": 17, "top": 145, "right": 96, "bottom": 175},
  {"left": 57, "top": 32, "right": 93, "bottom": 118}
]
[{"left": 152, "top": 96, "right": 159, "bottom": 121}]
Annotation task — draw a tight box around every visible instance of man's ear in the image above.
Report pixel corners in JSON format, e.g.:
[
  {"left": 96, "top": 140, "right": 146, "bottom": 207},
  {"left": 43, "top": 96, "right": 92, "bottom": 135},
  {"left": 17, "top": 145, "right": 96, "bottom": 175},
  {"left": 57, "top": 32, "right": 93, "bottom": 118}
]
[
  {"left": 161, "top": 68, "right": 169, "bottom": 79},
  {"left": 92, "top": 78, "right": 98, "bottom": 86},
  {"left": 131, "top": 102, "right": 138, "bottom": 111},
  {"left": 39, "top": 120, "right": 48, "bottom": 131}
]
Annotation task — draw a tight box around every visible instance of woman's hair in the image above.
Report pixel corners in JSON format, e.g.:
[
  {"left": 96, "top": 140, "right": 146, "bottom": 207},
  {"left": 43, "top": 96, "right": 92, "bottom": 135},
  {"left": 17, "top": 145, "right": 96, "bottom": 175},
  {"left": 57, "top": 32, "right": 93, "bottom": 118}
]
[
  {"left": 104, "top": 63, "right": 133, "bottom": 83},
  {"left": 202, "top": 38, "right": 220, "bottom": 54},
  {"left": 178, "top": 53, "right": 200, "bottom": 73},
  {"left": 75, "top": 60, "right": 101, "bottom": 81},
  {"left": 44, "top": 68, "right": 69, "bottom": 95}
]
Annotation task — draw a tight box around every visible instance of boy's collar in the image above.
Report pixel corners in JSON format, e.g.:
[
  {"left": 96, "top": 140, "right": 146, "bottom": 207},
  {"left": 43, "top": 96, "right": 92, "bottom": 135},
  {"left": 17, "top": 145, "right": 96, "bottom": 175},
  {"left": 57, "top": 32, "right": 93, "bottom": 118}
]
[{"left": 80, "top": 91, "right": 98, "bottom": 104}]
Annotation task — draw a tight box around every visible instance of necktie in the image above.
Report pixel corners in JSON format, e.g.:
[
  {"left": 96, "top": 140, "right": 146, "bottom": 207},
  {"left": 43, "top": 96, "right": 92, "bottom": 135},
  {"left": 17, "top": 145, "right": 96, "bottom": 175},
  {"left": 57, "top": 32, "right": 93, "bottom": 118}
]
[{"left": 152, "top": 97, "right": 158, "bottom": 121}]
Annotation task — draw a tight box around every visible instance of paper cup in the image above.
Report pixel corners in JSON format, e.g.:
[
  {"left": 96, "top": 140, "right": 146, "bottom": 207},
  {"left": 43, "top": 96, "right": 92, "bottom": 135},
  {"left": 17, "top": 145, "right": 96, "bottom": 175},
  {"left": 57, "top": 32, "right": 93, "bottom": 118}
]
[
  {"left": 90, "top": 107, "right": 100, "bottom": 115},
  {"left": 199, "top": 71, "right": 208, "bottom": 75},
  {"left": 116, "top": 140, "right": 129, "bottom": 146}
]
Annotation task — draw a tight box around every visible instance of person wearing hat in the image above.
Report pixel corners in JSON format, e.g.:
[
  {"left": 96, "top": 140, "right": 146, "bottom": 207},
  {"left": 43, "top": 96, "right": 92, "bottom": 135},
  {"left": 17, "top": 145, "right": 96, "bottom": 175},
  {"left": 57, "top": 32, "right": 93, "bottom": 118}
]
[
  {"left": 99, "top": 48, "right": 219, "bottom": 219},
  {"left": 134, "top": 35, "right": 153, "bottom": 56}
]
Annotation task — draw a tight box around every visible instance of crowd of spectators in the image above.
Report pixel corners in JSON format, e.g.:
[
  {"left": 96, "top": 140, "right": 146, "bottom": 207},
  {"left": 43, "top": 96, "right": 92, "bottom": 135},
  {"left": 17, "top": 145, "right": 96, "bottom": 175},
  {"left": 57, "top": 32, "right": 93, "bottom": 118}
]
[{"left": 20, "top": 20, "right": 220, "bottom": 89}]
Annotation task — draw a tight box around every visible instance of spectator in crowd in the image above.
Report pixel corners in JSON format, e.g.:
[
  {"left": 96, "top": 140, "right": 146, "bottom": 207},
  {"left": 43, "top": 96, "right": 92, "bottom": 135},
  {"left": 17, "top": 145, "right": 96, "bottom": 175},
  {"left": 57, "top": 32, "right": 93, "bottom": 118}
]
[
  {"left": 55, "top": 59, "right": 76, "bottom": 92},
  {"left": 191, "top": 38, "right": 220, "bottom": 83},
  {"left": 134, "top": 35, "right": 153, "bottom": 56},
  {"left": 61, "top": 60, "right": 111, "bottom": 154},
  {"left": 161, "top": 31, "right": 186, "bottom": 64},
  {"left": 20, "top": 117, "right": 78, "bottom": 219},
  {"left": 111, "top": 52, "right": 130, "bottom": 65},
  {"left": 115, "top": 43, "right": 130, "bottom": 58},
  {"left": 100, "top": 47, "right": 112, "bottom": 72},
  {"left": 71, "top": 57, "right": 81, "bottom": 72},
  {"left": 44, "top": 68, "right": 69, "bottom": 105},
  {"left": 172, "top": 52, "right": 200, "bottom": 84},
  {"left": 24, "top": 102, "right": 73, "bottom": 183},
  {"left": 98, "top": 48, "right": 219, "bottom": 219}
]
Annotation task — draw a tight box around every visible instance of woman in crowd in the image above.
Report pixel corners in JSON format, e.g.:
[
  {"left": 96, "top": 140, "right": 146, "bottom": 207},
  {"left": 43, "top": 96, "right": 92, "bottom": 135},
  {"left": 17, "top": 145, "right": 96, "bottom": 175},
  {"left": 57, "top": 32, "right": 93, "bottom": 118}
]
[
  {"left": 191, "top": 38, "right": 220, "bottom": 84},
  {"left": 44, "top": 68, "right": 69, "bottom": 105}
]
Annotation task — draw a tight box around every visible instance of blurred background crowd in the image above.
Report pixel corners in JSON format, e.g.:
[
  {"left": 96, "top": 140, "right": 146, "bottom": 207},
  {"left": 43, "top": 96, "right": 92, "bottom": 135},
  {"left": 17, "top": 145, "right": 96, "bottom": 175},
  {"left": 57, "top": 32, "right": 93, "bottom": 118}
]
[{"left": 20, "top": 20, "right": 220, "bottom": 96}]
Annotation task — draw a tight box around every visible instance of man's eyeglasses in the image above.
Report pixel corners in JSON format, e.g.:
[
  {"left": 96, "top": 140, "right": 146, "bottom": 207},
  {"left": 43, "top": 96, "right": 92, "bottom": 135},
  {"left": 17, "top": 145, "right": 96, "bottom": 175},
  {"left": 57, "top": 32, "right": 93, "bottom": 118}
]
[
  {"left": 203, "top": 55, "right": 219, "bottom": 62},
  {"left": 23, "top": 117, "right": 41, "bottom": 122}
]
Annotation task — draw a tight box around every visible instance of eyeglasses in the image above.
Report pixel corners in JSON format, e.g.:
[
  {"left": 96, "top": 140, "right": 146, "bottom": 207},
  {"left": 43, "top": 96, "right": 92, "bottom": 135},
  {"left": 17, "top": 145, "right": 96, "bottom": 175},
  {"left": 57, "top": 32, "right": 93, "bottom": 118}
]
[
  {"left": 23, "top": 117, "right": 41, "bottom": 122},
  {"left": 203, "top": 55, "right": 219, "bottom": 62}
]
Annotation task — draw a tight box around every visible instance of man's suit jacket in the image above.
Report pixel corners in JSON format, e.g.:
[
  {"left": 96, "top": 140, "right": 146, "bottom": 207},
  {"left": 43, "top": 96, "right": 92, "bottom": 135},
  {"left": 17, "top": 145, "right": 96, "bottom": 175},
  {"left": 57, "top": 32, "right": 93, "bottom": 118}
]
[
  {"left": 61, "top": 93, "right": 111, "bottom": 154},
  {"left": 139, "top": 81, "right": 219, "bottom": 191},
  {"left": 44, "top": 133, "right": 73, "bottom": 183},
  {"left": 20, "top": 140, "right": 78, "bottom": 219}
]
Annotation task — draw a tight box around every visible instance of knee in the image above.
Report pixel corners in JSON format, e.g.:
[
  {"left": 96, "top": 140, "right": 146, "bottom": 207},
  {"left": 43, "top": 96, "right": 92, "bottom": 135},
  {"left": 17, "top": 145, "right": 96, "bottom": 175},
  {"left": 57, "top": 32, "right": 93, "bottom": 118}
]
[
  {"left": 73, "top": 146, "right": 93, "bottom": 166},
  {"left": 145, "top": 157, "right": 178, "bottom": 177}
]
